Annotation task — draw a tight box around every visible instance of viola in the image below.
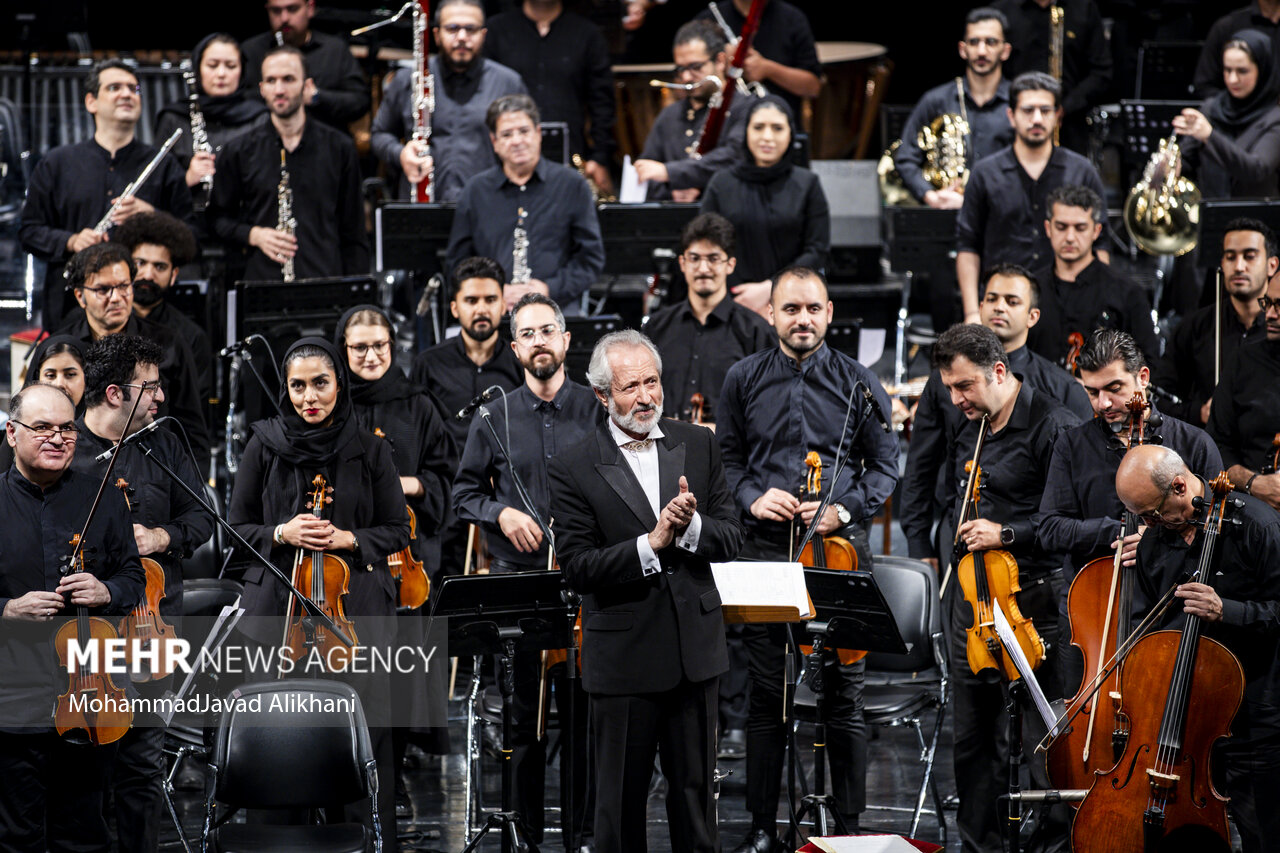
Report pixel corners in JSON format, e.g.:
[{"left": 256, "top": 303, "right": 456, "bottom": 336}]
[
  {"left": 1048, "top": 394, "right": 1148, "bottom": 797},
  {"left": 795, "top": 451, "right": 865, "bottom": 665},
  {"left": 953, "top": 417, "right": 1045, "bottom": 681},
  {"left": 1065, "top": 331, "right": 1085, "bottom": 377},
  {"left": 387, "top": 505, "right": 430, "bottom": 609},
  {"left": 281, "top": 475, "right": 359, "bottom": 672},
  {"left": 54, "top": 534, "right": 133, "bottom": 745},
  {"left": 1071, "top": 473, "right": 1243, "bottom": 853},
  {"left": 113, "top": 477, "right": 177, "bottom": 682},
  {"left": 1261, "top": 431, "right": 1280, "bottom": 475}
]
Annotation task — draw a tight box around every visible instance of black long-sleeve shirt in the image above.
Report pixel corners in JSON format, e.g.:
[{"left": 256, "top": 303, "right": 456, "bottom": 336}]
[
  {"left": 1193, "top": 3, "right": 1280, "bottom": 100},
  {"left": 901, "top": 344, "right": 1091, "bottom": 559},
  {"left": 894, "top": 76, "right": 1014, "bottom": 204},
  {"left": 948, "top": 385, "right": 1082, "bottom": 577},
  {"left": 718, "top": 343, "right": 900, "bottom": 537},
  {"left": 991, "top": 0, "right": 1112, "bottom": 117},
  {"left": 1180, "top": 102, "right": 1280, "bottom": 199},
  {"left": 484, "top": 8, "right": 616, "bottom": 166},
  {"left": 1029, "top": 258, "right": 1161, "bottom": 365},
  {"left": 451, "top": 379, "right": 600, "bottom": 568},
  {"left": 410, "top": 334, "right": 524, "bottom": 453},
  {"left": 638, "top": 99, "right": 748, "bottom": 200},
  {"left": 241, "top": 30, "right": 370, "bottom": 129},
  {"left": 1152, "top": 299, "right": 1265, "bottom": 426},
  {"left": 0, "top": 467, "right": 144, "bottom": 730},
  {"left": 370, "top": 57, "right": 528, "bottom": 202},
  {"left": 207, "top": 118, "right": 369, "bottom": 281},
  {"left": 446, "top": 159, "right": 605, "bottom": 305},
  {"left": 1207, "top": 339, "right": 1280, "bottom": 473},
  {"left": 1037, "top": 408, "right": 1223, "bottom": 577},
  {"left": 642, "top": 294, "right": 774, "bottom": 423}
]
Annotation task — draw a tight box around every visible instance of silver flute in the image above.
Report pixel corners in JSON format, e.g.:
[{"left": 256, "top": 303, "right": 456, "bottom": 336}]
[
  {"left": 277, "top": 149, "right": 297, "bottom": 282},
  {"left": 93, "top": 128, "right": 183, "bottom": 234},
  {"left": 181, "top": 60, "right": 214, "bottom": 193}
]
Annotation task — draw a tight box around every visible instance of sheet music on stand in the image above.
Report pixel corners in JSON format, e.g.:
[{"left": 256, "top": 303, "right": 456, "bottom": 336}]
[
  {"left": 159, "top": 602, "right": 245, "bottom": 727},
  {"left": 992, "top": 605, "right": 1060, "bottom": 737}
]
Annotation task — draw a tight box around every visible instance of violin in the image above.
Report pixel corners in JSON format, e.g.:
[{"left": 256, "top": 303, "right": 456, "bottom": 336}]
[
  {"left": 1261, "top": 431, "right": 1280, "bottom": 475},
  {"left": 1065, "top": 331, "right": 1085, "bottom": 377},
  {"left": 1048, "top": 394, "right": 1148, "bottom": 797},
  {"left": 54, "top": 534, "right": 132, "bottom": 745},
  {"left": 1071, "top": 473, "right": 1243, "bottom": 853},
  {"left": 387, "top": 505, "right": 429, "bottom": 609},
  {"left": 113, "top": 477, "right": 177, "bottom": 682},
  {"left": 281, "top": 475, "right": 359, "bottom": 672},
  {"left": 954, "top": 417, "right": 1045, "bottom": 681},
  {"left": 795, "top": 451, "right": 865, "bottom": 665},
  {"left": 689, "top": 392, "right": 705, "bottom": 426}
]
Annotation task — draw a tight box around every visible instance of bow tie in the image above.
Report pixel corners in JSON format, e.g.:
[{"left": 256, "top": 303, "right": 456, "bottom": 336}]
[{"left": 620, "top": 439, "right": 654, "bottom": 452}]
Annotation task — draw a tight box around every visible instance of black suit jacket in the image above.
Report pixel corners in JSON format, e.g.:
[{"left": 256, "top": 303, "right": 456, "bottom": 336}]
[{"left": 548, "top": 419, "right": 744, "bottom": 695}]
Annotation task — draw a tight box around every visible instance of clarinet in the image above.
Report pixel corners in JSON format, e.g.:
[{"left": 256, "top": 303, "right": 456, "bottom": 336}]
[
  {"left": 181, "top": 60, "right": 214, "bottom": 196},
  {"left": 277, "top": 149, "right": 297, "bottom": 282},
  {"left": 512, "top": 206, "right": 531, "bottom": 285},
  {"left": 411, "top": 0, "right": 435, "bottom": 203},
  {"left": 93, "top": 129, "right": 183, "bottom": 234}
]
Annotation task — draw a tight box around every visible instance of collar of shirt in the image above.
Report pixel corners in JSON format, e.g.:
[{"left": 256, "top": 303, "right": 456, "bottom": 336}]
[
  {"left": 607, "top": 417, "right": 665, "bottom": 449},
  {"left": 441, "top": 57, "right": 483, "bottom": 85},
  {"left": 519, "top": 379, "right": 577, "bottom": 412},
  {"left": 991, "top": 382, "right": 1035, "bottom": 436},
  {"left": 675, "top": 294, "right": 735, "bottom": 327},
  {"left": 499, "top": 157, "right": 551, "bottom": 189},
  {"left": 963, "top": 77, "right": 1012, "bottom": 107},
  {"left": 1007, "top": 344, "right": 1031, "bottom": 374},
  {"left": 769, "top": 339, "right": 832, "bottom": 375},
  {"left": 4, "top": 465, "right": 67, "bottom": 500},
  {"left": 90, "top": 136, "right": 141, "bottom": 162},
  {"left": 996, "top": 144, "right": 1068, "bottom": 175}
]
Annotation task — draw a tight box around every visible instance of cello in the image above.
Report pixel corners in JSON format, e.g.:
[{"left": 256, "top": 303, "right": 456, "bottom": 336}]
[
  {"left": 281, "top": 475, "right": 360, "bottom": 672},
  {"left": 795, "top": 451, "right": 865, "bottom": 664},
  {"left": 1047, "top": 394, "right": 1148, "bottom": 796},
  {"left": 113, "top": 477, "right": 177, "bottom": 682},
  {"left": 1071, "top": 473, "right": 1243, "bottom": 853}
]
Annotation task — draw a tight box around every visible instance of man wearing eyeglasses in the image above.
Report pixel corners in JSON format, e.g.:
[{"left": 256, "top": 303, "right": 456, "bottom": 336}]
[
  {"left": 0, "top": 382, "right": 144, "bottom": 851},
  {"left": 18, "top": 59, "right": 196, "bottom": 331},
  {"left": 451, "top": 292, "right": 598, "bottom": 849},
  {"left": 1115, "top": 443, "right": 1280, "bottom": 853},
  {"left": 68, "top": 334, "right": 213, "bottom": 853},
  {"left": 371, "top": 0, "right": 529, "bottom": 202}
]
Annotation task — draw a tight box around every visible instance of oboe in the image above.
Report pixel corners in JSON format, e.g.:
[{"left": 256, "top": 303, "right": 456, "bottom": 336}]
[
  {"left": 512, "top": 206, "right": 531, "bottom": 285},
  {"left": 93, "top": 129, "right": 183, "bottom": 234},
  {"left": 181, "top": 60, "right": 214, "bottom": 195},
  {"left": 276, "top": 149, "right": 297, "bottom": 282}
]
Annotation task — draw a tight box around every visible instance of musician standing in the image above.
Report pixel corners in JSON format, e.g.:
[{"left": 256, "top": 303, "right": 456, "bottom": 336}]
[
  {"left": 370, "top": 0, "right": 529, "bottom": 202},
  {"left": 717, "top": 267, "right": 899, "bottom": 852},
  {"left": 955, "top": 72, "right": 1108, "bottom": 325},
  {"left": 1193, "top": 1, "right": 1280, "bottom": 99},
  {"left": 0, "top": 383, "right": 143, "bottom": 852},
  {"left": 18, "top": 59, "right": 195, "bottom": 330},
  {"left": 71, "top": 335, "right": 213, "bottom": 853},
  {"left": 548, "top": 329, "right": 744, "bottom": 853},
  {"left": 207, "top": 44, "right": 368, "bottom": 282},
  {"left": 1116, "top": 444, "right": 1280, "bottom": 853},
  {"left": 693, "top": 0, "right": 823, "bottom": 115},
  {"left": 451, "top": 293, "right": 598, "bottom": 848},
  {"left": 894, "top": 7, "right": 1014, "bottom": 210},
  {"left": 933, "top": 322, "right": 1080, "bottom": 852}
]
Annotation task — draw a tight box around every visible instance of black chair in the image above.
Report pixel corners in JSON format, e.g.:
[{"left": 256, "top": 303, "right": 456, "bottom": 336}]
[
  {"left": 202, "top": 679, "right": 381, "bottom": 853},
  {"left": 181, "top": 485, "right": 229, "bottom": 581}
]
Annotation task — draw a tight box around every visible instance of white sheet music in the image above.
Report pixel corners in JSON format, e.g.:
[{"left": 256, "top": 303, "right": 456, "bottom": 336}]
[
  {"left": 991, "top": 605, "right": 1060, "bottom": 736},
  {"left": 711, "top": 561, "right": 813, "bottom": 618},
  {"left": 161, "top": 601, "right": 244, "bottom": 727},
  {"left": 619, "top": 155, "right": 649, "bottom": 203}
]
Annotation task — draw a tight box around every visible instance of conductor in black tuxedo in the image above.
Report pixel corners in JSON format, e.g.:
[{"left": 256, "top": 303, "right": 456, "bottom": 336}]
[{"left": 548, "top": 328, "right": 745, "bottom": 853}]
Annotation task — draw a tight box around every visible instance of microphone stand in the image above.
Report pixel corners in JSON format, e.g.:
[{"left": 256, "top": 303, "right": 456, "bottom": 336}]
[{"left": 794, "top": 380, "right": 875, "bottom": 557}]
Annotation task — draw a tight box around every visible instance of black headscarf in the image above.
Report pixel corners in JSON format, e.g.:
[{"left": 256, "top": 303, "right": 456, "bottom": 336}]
[
  {"left": 1204, "top": 29, "right": 1280, "bottom": 137},
  {"left": 251, "top": 337, "right": 360, "bottom": 467},
  {"left": 733, "top": 95, "right": 797, "bottom": 184},
  {"left": 157, "top": 32, "right": 267, "bottom": 127},
  {"left": 333, "top": 305, "right": 421, "bottom": 405},
  {"left": 23, "top": 334, "right": 86, "bottom": 389}
]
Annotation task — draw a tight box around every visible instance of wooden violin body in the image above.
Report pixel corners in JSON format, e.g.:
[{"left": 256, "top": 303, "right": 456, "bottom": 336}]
[
  {"left": 796, "top": 452, "right": 866, "bottom": 665},
  {"left": 956, "top": 546, "right": 1044, "bottom": 681},
  {"left": 1065, "top": 331, "right": 1085, "bottom": 376},
  {"left": 114, "top": 478, "right": 176, "bottom": 682},
  {"left": 388, "top": 505, "right": 429, "bottom": 609}
]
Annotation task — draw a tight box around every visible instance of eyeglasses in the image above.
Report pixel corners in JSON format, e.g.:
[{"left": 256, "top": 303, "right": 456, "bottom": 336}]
[
  {"left": 10, "top": 420, "right": 78, "bottom": 442},
  {"left": 82, "top": 282, "right": 133, "bottom": 298},
  {"left": 102, "top": 82, "right": 141, "bottom": 96},
  {"left": 1258, "top": 296, "right": 1280, "bottom": 312},
  {"left": 965, "top": 37, "right": 1004, "bottom": 48},
  {"left": 515, "top": 324, "right": 562, "bottom": 344},
  {"left": 1136, "top": 484, "right": 1174, "bottom": 526},
  {"left": 347, "top": 340, "right": 391, "bottom": 357},
  {"left": 674, "top": 58, "right": 712, "bottom": 76},
  {"left": 121, "top": 380, "right": 163, "bottom": 394},
  {"left": 440, "top": 23, "right": 482, "bottom": 36},
  {"left": 683, "top": 252, "right": 727, "bottom": 268}
]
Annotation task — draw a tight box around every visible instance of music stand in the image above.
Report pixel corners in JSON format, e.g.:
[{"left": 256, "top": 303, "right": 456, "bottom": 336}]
[
  {"left": 541, "top": 122, "right": 570, "bottom": 165},
  {"left": 432, "top": 573, "right": 576, "bottom": 853},
  {"left": 374, "top": 202, "right": 456, "bottom": 274},
  {"left": 883, "top": 207, "right": 957, "bottom": 392},
  {"left": 1118, "top": 100, "right": 1199, "bottom": 183},
  {"left": 1134, "top": 41, "right": 1203, "bottom": 100},
  {"left": 788, "top": 568, "right": 906, "bottom": 844},
  {"left": 598, "top": 202, "right": 700, "bottom": 275}
]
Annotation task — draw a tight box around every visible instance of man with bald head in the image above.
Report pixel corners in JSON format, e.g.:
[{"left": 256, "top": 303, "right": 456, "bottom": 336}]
[{"left": 1116, "top": 444, "right": 1280, "bottom": 853}]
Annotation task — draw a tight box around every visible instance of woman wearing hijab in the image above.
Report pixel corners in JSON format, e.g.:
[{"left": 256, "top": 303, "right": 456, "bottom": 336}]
[
  {"left": 700, "top": 95, "right": 831, "bottom": 316},
  {"left": 1175, "top": 28, "right": 1280, "bottom": 198},
  {"left": 228, "top": 336, "right": 408, "bottom": 848},
  {"left": 0, "top": 335, "right": 88, "bottom": 471},
  {"left": 155, "top": 33, "right": 267, "bottom": 206}
]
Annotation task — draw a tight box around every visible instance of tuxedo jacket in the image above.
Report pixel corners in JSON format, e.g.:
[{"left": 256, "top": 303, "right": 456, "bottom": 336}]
[{"left": 548, "top": 419, "right": 744, "bottom": 695}]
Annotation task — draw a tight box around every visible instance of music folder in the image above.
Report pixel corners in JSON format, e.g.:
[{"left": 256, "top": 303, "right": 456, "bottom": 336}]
[{"left": 711, "top": 561, "right": 815, "bottom": 624}]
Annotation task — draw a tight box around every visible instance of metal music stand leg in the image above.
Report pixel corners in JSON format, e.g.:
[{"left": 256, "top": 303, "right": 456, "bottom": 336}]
[
  {"left": 1006, "top": 679, "right": 1025, "bottom": 853},
  {"left": 791, "top": 633, "right": 850, "bottom": 846},
  {"left": 463, "top": 655, "right": 483, "bottom": 843},
  {"left": 894, "top": 270, "right": 913, "bottom": 392}
]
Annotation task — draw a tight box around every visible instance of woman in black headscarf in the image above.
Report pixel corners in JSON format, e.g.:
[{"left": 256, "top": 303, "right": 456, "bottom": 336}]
[
  {"left": 155, "top": 33, "right": 267, "bottom": 205},
  {"left": 227, "top": 336, "right": 407, "bottom": 847},
  {"left": 1175, "top": 28, "right": 1280, "bottom": 198},
  {"left": 0, "top": 335, "right": 88, "bottom": 471},
  {"left": 701, "top": 94, "right": 831, "bottom": 316}
]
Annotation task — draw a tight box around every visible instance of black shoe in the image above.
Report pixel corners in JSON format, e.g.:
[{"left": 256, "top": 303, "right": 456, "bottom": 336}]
[
  {"left": 718, "top": 728, "right": 747, "bottom": 760},
  {"left": 730, "top": 828, "right": 776, "bottom": 853}
]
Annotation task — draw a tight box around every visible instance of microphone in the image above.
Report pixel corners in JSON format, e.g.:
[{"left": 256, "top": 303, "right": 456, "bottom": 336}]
[
  {"left": 455, "top": 385, "right": 505, "bottom": 421},
  {"left": 219, "top": 338, "right": 251, "bottom": 357},
  {"left": 1147, "top": 383, "right": 1184, "bottom": 407},
  {"left": 93, "top": 416, "right": 174, "bottom": 462},
  {"left": 861, "top": 385, "right": 893, "bottom": 434}
]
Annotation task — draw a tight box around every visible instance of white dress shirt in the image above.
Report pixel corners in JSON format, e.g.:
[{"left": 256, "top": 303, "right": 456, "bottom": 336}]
[{"left": 607, "top": 418, "right": 702, "bottom": 575}]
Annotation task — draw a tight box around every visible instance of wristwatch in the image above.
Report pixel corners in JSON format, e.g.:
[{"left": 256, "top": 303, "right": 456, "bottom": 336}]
[
  {"left": 1000, "top": 526, "right": 1015, "bottom": 546},
  {"left": 833, "top": 503, "right": 852, "bottom": 525}
]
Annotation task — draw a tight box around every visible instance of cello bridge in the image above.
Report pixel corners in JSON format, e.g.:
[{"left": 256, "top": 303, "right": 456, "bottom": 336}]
[{"left": 1145, "top": 768, "right": 1180, "bottom": 791}]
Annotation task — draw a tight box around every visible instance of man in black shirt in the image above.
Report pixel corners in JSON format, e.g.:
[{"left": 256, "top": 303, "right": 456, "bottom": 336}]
[
  {"left": 451, "top": 293, "right": 598, "bottom": 847},
  {"left": 718, "top": 268, "right": 899, "bottom": 853},
  {"left": 902, "top": 263, "right": 1089, "bottom": 568},
  {"left": 240, "top": 0, "right": 370, "bottom": 130},
  {"left": 643, "top": 212, "right": 771, "bottom": 424},
  {"left": 934, "top": 322, "right": 1081, "bottom": 852},
  {"left": 485, "top": 0, "right": 617, "bottom": 196},
  {"left": 208, "top": 45, "right": 368, "bottom": 282},
  {"left": 1116, "top": 444, "right": 1280, "bottom": 853},
  {"left": 446, "top": 94, "right": 604, "bottom": 310},
  {"left": 1194, "top": 1, "right": 1280, "bottom": 99},
  {"left": 18, "top": 59, "right": 195, "bottom": 330},
  {"left": 1153, "top": 218, "right": 1273, "bottom": 426},
  {"left": 694, "top": 0, "right": 823, "bottom": 117},
  {"left": 635, "top": 20, "right": 747, "bottom": 202},
  {"left": 895, "top": 7, "right": 1015, "bottom": 209},
  {"left": 1030, "top": 184, "right": 1159, "bottom": 366},
  {"left": 0, "top": 383, "right": 144, "bottom": 852},
  {"left": 71, "top": 335, "right": 213, "bottom": 853},
  {"left": 956, "top": 72, "right": 1108, "bottom": 324}
]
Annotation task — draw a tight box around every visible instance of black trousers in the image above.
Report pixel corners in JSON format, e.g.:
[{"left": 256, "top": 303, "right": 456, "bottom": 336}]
[
  {"left": 108, "top": 721, "right": 165, "bottom": 852},
  {"left": 1218, "top": 731, "right": 1280, "bottom": 853},
  {"left": 591, "top": 676, "right": 719, "bottom": 853},
  {"left": 0, "top": 730, "right": 115, "bottom": 852}
]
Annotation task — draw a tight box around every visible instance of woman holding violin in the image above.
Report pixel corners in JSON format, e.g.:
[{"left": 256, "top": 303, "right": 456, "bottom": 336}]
[{"left": 228, "top": 337, "right": 408, "bottom": 847}]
